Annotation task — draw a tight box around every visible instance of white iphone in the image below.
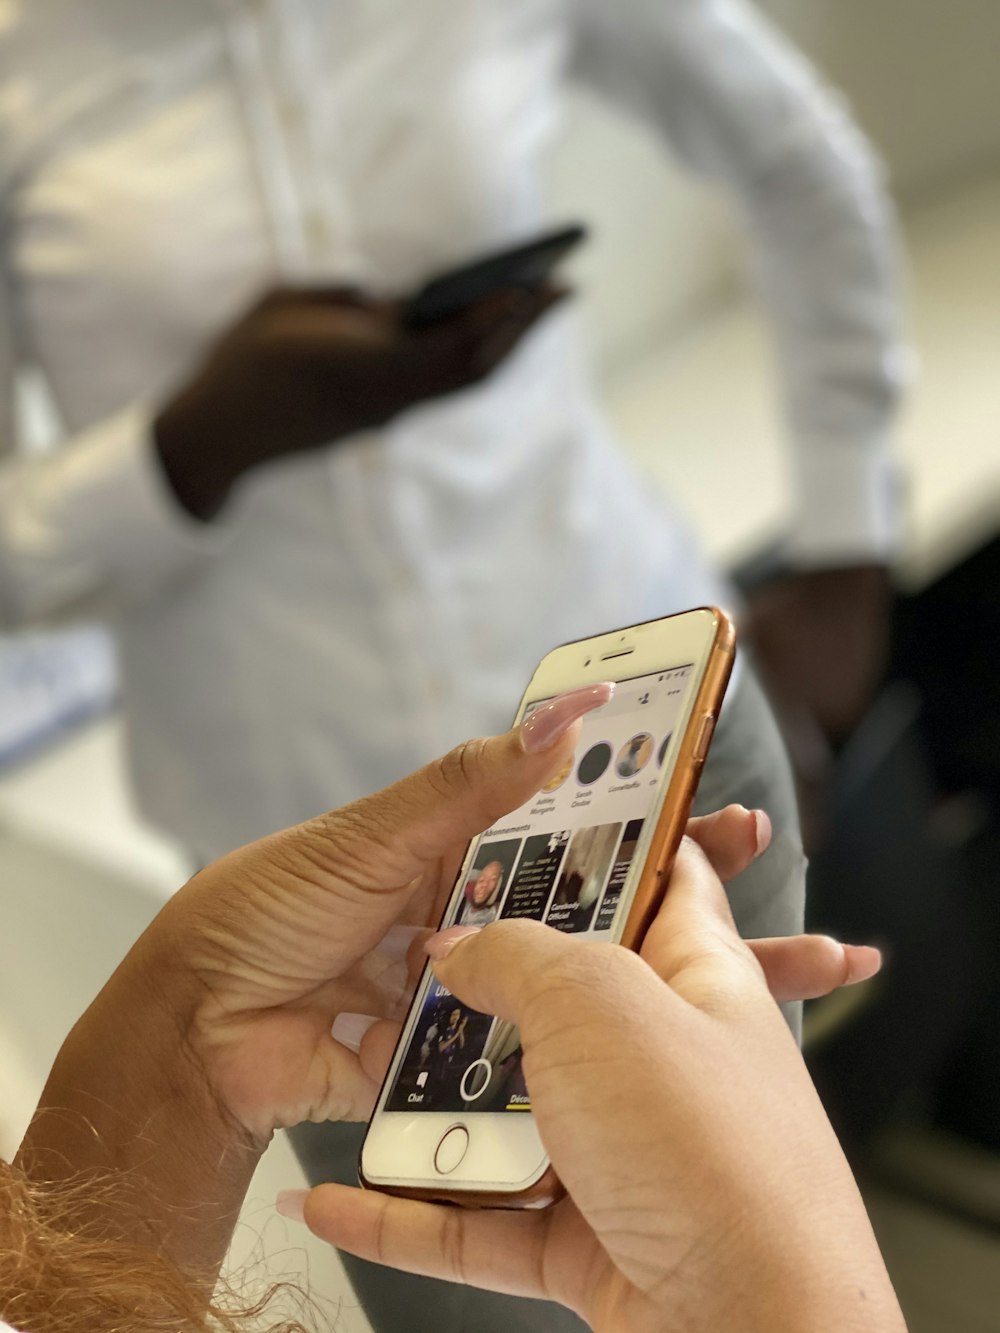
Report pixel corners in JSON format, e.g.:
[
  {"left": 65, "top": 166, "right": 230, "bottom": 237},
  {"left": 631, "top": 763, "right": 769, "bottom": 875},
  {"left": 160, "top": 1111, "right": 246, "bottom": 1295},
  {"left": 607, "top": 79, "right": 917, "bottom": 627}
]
[{"left": 360, "top": 607, "right": 735, "bottom": 1208}]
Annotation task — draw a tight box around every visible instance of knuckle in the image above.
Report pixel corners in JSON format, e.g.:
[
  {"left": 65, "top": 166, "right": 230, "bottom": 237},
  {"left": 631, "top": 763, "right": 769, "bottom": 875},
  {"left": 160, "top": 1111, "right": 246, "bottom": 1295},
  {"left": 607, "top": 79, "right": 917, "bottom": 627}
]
[
  {"left": 702, "top": 946, "right": 769, "bottom": 1018},
  {"left": 426, "top": 738, "right": 491, "bottom": 804},
  {"left": 520, "top": 933, "right": 610, "bottom": 1005},
  {"left": 815, "top": 934, "right": 852, "bottom": 986}
]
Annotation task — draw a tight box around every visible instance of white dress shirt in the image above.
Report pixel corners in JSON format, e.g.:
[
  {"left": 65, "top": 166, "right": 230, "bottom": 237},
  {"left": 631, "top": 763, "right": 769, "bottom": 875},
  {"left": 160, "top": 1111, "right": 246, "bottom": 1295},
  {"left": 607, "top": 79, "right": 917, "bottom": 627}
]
[{"left": 0, "top": 0, "right": 906, "bottom": 857}]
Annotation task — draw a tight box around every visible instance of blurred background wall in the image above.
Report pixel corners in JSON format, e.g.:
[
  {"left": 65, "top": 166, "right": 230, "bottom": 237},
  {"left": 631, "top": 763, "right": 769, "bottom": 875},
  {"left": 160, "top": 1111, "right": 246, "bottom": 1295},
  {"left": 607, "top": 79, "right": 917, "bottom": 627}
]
[{"left": 546, "top": 0, "right": 1000, "bottom": 373}]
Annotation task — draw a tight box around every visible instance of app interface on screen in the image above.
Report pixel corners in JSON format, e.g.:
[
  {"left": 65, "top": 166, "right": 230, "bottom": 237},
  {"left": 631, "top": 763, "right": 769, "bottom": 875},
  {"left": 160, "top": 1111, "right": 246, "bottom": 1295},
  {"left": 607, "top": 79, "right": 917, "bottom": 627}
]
[{"left": 385, "top": 664, "right": 694, "bottom": 1115}]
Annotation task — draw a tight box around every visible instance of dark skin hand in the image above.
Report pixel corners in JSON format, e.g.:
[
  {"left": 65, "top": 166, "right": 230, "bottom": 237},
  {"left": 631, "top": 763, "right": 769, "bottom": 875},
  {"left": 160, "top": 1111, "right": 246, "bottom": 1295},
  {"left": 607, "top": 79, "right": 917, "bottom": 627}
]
[
  {"left": 154, "top": 283, "right": 564, "bottom": 520},
  {"left": 745, "top": 564, "right": 893, "bottom": 844}
]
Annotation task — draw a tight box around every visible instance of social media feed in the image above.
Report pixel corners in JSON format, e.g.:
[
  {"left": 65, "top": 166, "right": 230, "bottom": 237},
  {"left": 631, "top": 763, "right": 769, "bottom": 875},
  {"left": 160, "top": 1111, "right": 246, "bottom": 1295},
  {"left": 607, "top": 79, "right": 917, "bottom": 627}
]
[{"left": 386, "top": 665, "right": 694, "bottom": 1115}]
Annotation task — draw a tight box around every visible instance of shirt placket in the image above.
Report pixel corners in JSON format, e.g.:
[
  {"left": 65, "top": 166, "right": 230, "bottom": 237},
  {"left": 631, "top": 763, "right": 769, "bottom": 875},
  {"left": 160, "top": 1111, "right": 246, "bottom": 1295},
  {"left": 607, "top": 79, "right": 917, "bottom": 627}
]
[
  {"left": 217, "top": 0, "right": 365, "bottom": 282},
  {"left": 219, "top": 0, "right": 443, "bottom": 764}
]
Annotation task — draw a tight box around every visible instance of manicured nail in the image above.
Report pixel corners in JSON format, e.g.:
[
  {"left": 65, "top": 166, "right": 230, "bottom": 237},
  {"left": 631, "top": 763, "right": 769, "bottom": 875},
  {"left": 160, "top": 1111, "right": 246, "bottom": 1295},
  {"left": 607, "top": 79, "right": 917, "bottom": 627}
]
[
  {"left": 520, "top": 683, "right": 614, "bottom": 753},
  {"left": 752, "top": 809, "right": 772, "bottom": 858},
  {"left": 376, "top": 924, "right": 424, "bottom": 962},
  {"left": 425, "top": 925, "right": 481, "bottom": 961},
  {"left": 331, "top": 1012, "right": 378, "bottom": 1052},
  {"left": 276, "top": 1189, "right": 309, "bottom": 1222},
  {"left": 843, "top": 944, "right": 883, "bottom": 985}
]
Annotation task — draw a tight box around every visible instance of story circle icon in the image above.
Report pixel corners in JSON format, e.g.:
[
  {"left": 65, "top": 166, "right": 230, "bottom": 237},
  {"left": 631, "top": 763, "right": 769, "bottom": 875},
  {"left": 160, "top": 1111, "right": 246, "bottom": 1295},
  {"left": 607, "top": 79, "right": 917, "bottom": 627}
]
[
  {"left": 615, "top": 732, "right": 654, "bottom": 778},
  {"left": 577, "top": 741, "right": 612, "bottom": 786}
]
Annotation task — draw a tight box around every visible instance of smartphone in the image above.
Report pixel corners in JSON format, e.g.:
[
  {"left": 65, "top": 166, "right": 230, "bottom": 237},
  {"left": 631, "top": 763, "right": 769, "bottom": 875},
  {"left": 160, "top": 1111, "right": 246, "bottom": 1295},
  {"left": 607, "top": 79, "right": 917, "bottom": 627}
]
[
  {"left": 402, "top": 223, "right": 586, "bottom": 329},
  {"left": 360, "top": 607, "right": 735, "bottom": 1208}
]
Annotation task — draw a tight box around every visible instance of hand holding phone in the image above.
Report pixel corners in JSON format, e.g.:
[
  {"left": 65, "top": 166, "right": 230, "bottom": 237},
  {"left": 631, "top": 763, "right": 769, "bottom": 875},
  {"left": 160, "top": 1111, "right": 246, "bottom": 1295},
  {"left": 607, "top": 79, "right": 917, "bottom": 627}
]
[
  {"left": 361, "top": 608, "right": 735, "bottom": 1205},
  {"left": 290, "top": 820, "right": 902, "bottom": 1333},
  {"left": 155, "top": 281, "right": 560, "bottom": 520}
]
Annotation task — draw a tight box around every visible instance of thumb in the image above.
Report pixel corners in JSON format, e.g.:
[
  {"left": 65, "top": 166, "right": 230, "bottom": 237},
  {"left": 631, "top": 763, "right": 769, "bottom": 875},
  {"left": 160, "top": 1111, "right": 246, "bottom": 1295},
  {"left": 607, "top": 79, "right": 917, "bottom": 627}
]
[
  {"left": 427, "top": 917, "right": 603, "bottom": 1036},
  {"left": 193, "top": 684, "right": 615, "bottom": 986},
  {"left": 432, "top": 829, "right": 762, "bottom": 1025},
  {"left": 298, "top": 682, "right": 613, "bottom": 892}
]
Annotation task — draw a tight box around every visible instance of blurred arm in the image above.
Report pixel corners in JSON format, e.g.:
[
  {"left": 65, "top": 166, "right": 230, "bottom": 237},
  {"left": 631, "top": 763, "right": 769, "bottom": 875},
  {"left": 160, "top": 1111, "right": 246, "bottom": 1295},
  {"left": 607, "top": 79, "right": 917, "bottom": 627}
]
[
  {"left": 573, "top": 0, "right": 910, "bottom": 566},
  {"left": 0, "top": 274, "right": 222, "bottom": 628}
]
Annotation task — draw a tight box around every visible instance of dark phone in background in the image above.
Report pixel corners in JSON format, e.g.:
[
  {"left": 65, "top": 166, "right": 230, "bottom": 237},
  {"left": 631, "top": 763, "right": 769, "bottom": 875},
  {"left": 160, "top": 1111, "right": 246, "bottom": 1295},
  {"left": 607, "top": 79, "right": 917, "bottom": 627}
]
[{"left": 402, "top": 224, "right": 587, "bottom": 329}]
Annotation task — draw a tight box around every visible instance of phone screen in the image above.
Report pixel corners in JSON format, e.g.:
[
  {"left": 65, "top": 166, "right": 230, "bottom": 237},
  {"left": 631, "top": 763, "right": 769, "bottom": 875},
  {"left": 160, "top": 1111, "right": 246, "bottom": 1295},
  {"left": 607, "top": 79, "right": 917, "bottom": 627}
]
[{"left": 383, "top": 662, "right": 694, "bottom": 1116}]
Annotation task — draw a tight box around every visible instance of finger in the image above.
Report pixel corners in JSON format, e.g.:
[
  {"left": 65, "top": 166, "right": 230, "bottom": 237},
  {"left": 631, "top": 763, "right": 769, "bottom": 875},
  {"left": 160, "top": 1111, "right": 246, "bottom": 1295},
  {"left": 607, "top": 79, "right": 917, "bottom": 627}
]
[
  {"left": 748, "top": 936, "right": 883, "bottom": 1002},
  {"left": 378, "top": 922, "right": 435, "bottom": 1001},
  {"left": 252, "top": 684, "right": 613, "bottom": 976},
  {"left": 430, "top": 841, "right": 762, "bottom": 1027},
  {"left": 359, "top": 1019, "right": 402, "bottom": 1084},
  {"left": 263, "top": 300, "right": 396, "bottom": 351},
  {"left": 685, "top": 805, "right": 771, "bottom": 882},
  {"left": 308, "top": 1016, "right": 401, "bottom": 1122},
  {"left": 299, "top": 1183, "right": 561, "bottom": 1303},
  {"left": 374, "top": 922, "right": 434, "bottom": 993},
  {"left": 638, "top": 838, "right": 763, "bottom": 1002},
  {"left": 427, "top": 917, "right": 593, "bottom": 1031},
  {"left": 251, "top": 1037, "right": 383, "bottom": 1132},
  {"left": 253, "top": 284, "right": 384, "bottom": 318},
  {"left": 315, "top": 682, "right": 613, "bottom": 891}
]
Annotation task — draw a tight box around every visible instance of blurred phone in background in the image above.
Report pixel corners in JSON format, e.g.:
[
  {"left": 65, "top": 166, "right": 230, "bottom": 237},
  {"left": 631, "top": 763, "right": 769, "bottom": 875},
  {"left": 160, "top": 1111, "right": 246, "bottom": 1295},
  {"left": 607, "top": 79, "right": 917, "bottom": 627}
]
[{"left": 403, "top": 223, "right": 586, "bottom": 328}]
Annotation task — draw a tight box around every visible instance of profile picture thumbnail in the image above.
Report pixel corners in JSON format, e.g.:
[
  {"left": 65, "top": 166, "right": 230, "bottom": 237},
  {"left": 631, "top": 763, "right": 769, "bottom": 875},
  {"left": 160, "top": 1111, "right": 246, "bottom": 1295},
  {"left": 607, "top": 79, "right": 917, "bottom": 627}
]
[
  {"left": 577, "top": 741, "right": 613, "bottom": 786},
  {"left": 459, "top": 837, "right": 520, "bottom": 927},
  {"left": 615, "top": 732, "right": 654, "bottom": 778}
]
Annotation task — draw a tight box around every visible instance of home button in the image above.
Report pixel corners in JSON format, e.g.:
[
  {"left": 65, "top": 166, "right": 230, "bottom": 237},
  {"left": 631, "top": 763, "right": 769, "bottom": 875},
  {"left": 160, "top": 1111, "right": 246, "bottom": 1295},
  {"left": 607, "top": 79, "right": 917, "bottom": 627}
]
[{"left": 434, "top": 1125, "right": 470, "bottom": 1175}]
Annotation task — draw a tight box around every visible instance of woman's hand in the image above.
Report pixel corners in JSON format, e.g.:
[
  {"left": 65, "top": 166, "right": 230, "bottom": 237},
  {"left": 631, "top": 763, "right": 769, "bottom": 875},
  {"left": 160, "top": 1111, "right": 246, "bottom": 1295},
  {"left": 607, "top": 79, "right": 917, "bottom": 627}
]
[
  {"left": 16, "top": 685, "right": 607, "bottom": 1278},
  {"left": 295, "top": 833, "right": 904, "bottom": 1333},
  {"left": 150, "top": 687, "right": 613, "bottom": 1145},
  {"left": 154, "top": 284, "right": 562, "bottom": 519},
  {"left": 19, "top": 679, "right": 882, "bottom": 1294}
]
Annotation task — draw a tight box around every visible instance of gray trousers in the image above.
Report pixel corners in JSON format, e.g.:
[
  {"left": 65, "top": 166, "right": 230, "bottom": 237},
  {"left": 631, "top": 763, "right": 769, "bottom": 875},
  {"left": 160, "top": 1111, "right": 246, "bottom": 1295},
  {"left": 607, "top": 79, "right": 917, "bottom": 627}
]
[{"left": 289, "top": 663, "right": 805, "bottom": 1332}]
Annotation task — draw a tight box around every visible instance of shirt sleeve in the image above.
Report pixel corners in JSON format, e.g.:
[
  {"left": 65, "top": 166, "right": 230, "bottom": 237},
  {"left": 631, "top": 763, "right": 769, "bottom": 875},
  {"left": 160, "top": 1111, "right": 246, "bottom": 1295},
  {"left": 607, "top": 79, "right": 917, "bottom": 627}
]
[
  {"left": 572, "top": 0, "right": 912, "bottom": 566},
  {"left": 0, "top": 252, "right": 224, "bottom": 626},
  {"left": 0, "top": 399, "right": 227, "bottom": 627}
]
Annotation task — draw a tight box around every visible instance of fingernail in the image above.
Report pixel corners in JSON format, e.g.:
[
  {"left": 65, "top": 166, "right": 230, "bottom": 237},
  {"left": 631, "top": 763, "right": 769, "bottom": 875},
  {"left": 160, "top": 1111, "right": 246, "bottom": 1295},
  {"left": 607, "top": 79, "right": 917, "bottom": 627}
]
[
  {"left": 425, "top": 925, "right": 481, "bottom": 961},
  {"left": 331, "top": 1012, "right": 378, "bottom": 1052},
  {"left": 520, "top": 683, "right": 614, "bottom": 753},
  {"left": 752, "top": 809, "right": 772, "bottom": 858},
  {"left": 843, "top": 944, "right": 883, "bottom": 985},
  {"left": 376, "top": 924, "right": 424, "bottom": 962},
  {"left": 276, "top": 1189, "right": 309, "bottom": 1222}
]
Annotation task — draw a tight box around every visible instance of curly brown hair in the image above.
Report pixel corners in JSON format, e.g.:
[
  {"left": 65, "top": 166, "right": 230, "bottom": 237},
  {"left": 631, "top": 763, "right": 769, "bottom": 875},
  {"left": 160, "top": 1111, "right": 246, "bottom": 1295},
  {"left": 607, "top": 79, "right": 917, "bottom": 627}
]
[{"left": 0, "top": 1160, "right": 312, "bottom": 1333}]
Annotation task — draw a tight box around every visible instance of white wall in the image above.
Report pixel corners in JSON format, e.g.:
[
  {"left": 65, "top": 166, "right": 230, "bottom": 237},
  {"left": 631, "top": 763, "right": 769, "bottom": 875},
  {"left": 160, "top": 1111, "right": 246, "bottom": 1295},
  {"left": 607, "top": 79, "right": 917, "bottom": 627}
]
[
  {"left": 761, "top": 0, "right": 1000, "bottom": 193},
  {"left": 543, "top": 2, "right": 1000, "bottom": 370}
]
